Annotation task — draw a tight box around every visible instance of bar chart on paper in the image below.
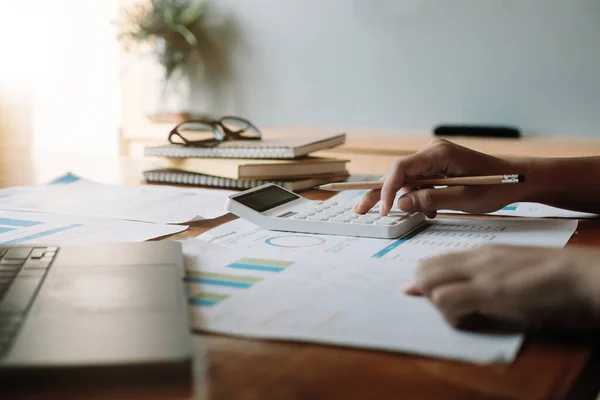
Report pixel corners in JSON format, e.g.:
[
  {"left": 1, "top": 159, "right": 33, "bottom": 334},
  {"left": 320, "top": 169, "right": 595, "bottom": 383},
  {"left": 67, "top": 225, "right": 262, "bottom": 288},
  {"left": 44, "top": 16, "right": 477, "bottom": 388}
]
[
  {"left": 184, "top": 240, "right": 529, "bottom": 364},
  {"left": 183, "top": 244, "right": 297, "bottom": 308}
]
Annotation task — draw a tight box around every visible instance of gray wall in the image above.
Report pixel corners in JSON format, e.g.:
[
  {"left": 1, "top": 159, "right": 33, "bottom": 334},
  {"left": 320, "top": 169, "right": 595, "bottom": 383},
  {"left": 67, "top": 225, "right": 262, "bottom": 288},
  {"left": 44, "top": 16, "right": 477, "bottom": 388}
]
[{"left": 208, "top": 0, "right": 600, "bottom": 136}]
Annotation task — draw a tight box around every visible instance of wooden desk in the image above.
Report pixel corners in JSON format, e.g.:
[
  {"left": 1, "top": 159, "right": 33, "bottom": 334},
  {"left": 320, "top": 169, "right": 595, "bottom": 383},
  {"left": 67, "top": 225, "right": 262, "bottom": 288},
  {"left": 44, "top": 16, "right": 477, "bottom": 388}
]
[{"left": 1, "top": 149, "right": 600, "bottom": 400}]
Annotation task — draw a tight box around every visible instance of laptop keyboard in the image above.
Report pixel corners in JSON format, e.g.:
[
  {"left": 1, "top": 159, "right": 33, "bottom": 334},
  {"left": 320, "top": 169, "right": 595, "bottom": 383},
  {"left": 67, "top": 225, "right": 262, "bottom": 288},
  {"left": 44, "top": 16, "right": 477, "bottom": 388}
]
[{"left": 0, "top": 246, "right": 58, "bottom": 358}]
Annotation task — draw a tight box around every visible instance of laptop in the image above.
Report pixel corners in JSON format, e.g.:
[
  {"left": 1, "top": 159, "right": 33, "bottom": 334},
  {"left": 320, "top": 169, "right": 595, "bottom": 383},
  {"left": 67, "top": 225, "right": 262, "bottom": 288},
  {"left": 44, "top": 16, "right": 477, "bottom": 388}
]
[{"left": 0, "top": 241, "right": 192, "bottom": 392}]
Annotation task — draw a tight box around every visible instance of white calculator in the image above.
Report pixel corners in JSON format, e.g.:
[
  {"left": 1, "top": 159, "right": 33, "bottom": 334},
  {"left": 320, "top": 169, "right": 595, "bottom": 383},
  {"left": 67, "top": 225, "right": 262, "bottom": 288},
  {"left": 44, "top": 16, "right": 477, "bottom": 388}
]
[{"left": 225, "top": 183, "right": 426, "bottom": 239}]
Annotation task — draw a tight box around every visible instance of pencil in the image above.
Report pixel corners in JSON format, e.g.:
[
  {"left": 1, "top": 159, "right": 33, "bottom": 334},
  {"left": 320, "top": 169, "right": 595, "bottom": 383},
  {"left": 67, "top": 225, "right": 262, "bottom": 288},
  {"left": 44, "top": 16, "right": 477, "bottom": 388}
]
[{"left": 314, "top": 174, "right": 525, "bottom": 191}]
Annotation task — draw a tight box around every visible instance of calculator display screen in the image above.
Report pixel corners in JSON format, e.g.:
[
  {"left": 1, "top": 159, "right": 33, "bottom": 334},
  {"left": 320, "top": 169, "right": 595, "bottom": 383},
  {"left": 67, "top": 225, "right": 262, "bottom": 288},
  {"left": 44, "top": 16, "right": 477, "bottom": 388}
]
[{"left": 235, "top": 186, "right": 299, "bottom": 212}]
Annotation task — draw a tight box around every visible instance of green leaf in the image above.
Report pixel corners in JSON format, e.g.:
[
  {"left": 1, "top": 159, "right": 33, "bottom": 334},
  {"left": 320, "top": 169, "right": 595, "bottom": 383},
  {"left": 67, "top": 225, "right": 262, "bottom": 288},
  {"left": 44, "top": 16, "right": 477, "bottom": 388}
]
[
  {"left": 175, "top": 24, "right": 197, "bottom": 46},
  {"left": 181, "top": 1, "right": 207, "bottom": 25}
]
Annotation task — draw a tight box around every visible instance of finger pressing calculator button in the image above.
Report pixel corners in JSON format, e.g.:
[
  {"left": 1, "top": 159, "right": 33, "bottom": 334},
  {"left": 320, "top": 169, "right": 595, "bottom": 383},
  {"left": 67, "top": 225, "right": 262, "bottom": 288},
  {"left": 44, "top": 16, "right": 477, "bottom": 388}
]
[{"left": 387, "top": 211, "right": 408, "bottom": 218}]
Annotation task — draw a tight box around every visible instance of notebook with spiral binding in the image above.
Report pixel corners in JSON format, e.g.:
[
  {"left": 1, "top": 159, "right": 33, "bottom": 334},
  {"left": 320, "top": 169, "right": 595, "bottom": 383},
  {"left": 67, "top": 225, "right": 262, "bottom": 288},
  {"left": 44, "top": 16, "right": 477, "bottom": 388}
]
[
  {"left": 143, "top": 169, "right": 350, "bottom": 191},
  {"left": 144, "top": 133, "right": 346, "bottom": 159}
]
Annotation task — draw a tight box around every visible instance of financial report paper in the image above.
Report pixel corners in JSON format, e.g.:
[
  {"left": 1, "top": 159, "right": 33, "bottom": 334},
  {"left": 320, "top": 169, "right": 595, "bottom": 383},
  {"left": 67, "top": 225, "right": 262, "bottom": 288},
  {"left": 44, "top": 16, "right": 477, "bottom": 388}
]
[
  {"left": 182, "top": 239, "right": 519, "bottom": 364},
  {"left": 0, "top": 173, "right": 235, "bottom": 224},
  {"left": 187, "top": 217, "right": 577, "bottom": 363},
  {"left": 0, "top": 210, "right": 186, "bottom": 245},
  {"left": 196, "top": 218, "right": 577, "bottom": 262},
  {"left": 440, "top": 202, "right": 597, "bottom": 219}
]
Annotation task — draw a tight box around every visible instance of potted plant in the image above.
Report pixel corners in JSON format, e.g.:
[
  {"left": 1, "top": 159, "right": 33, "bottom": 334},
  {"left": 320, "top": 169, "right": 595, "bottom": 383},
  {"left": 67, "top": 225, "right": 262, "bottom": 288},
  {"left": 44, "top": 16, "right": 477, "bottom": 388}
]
[{"left": 118, "top": 0, "right": 229, "bottom": 122}]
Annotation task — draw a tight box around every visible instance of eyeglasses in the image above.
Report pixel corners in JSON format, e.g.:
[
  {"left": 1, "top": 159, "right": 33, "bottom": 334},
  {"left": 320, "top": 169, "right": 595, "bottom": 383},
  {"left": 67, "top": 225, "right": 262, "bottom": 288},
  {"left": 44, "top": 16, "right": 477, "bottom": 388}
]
[{"left": 168, "top": 116, "right": 262, "bottom": 147}]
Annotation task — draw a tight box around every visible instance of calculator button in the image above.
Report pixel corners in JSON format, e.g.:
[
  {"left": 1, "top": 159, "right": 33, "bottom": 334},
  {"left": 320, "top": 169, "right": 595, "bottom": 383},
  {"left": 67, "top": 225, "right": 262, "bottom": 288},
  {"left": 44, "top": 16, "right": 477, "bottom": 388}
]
[
  {"left": 358, "top": 215, "right": 378, "bottom": 221},
  {"left": 351, "top": 220, "right": 373, "bottom": 224},
  {"left": 375, "top": 220, "right": 397, "bottom": 225},
  {"left": 307, "top": 216, "right": 329, "bottom": 221},
  {"left": 387, "top": 211, "right": 408, "bottom": 218},
  {"left": 293, "top": 215, "right": 308, "bottom": 220},
  {"left": 331, "top": 218, "right": 352, "bottom": 223},
  {"left": 328, "top": 202, "right": 338, "bottom": 206},
  {"left": 312, "top": 201, "right": 324, "bottom": 206}
]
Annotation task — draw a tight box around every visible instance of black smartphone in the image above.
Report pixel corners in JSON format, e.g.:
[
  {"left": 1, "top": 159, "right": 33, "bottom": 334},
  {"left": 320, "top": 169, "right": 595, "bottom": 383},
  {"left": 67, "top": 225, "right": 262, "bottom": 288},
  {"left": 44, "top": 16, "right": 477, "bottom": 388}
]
[{"left": 433, "top": 125, "right": 521, "bottom": 139}]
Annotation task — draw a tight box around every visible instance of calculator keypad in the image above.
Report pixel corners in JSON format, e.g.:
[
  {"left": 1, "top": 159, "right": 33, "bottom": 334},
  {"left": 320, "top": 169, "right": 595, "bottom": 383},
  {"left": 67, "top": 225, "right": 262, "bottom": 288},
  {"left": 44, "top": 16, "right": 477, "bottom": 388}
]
[{"left": 289, "top": 201, "right": 408, "bottom": 225}]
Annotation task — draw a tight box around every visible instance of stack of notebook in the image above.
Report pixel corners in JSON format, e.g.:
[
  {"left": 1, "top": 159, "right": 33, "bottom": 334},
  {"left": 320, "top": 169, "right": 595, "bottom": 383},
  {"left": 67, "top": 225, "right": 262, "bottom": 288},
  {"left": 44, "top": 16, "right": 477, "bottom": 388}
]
[{"left": 143, "top": 133, "right": 350, "bottom": 191}]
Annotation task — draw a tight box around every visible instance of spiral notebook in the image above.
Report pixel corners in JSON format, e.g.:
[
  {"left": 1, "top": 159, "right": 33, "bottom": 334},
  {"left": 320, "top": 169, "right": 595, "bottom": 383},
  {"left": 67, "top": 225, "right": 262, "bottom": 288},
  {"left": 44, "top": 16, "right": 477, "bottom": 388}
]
[
  {"left": 144, "top": 133, "right": 346, "bottom": 159},
  {"left": 143, "top": 169, "right": 349, "bottom": 191}
]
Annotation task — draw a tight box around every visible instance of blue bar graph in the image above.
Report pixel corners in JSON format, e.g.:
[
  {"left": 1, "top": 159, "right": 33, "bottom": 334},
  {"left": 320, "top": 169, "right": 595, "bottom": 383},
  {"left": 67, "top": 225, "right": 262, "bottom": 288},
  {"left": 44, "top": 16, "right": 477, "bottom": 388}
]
[
  {"left": 185, "top": 277, "right": 253, "bottom": 289},
  {"left": 501, "top": 204, "right": 518, "bottom": 211},
  {"left": 0, "top": 227, "right": 15, "bottom": 234},
  {"left": 228, "top": 263, "right": 284, "bottom": 272},
  {"left": 227, "top": 257, "right": 294, "bottom": 273},
  {"left": 189, "top": 298, "right": 219, "bottom": 307}
]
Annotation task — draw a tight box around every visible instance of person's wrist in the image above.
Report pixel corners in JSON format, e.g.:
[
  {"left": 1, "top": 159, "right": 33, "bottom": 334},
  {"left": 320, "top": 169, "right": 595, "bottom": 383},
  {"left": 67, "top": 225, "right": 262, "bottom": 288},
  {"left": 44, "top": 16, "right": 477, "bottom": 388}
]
[{"left": 501, "top": 158, "right": 541, "bottom": 204}]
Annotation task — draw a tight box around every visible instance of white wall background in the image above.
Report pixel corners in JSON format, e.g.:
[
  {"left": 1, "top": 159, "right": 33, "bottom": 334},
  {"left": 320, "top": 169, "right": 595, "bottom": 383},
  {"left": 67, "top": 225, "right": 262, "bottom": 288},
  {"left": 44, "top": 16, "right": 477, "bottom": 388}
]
[
  {"left": 32, "top": 0, "right": 121, "bottom": 155},
  {"left": 0, "top": 0, "right": 121, "bottom": 155},
  {"left": 208, "top": 0, "right": 600, "bottom": 136}
]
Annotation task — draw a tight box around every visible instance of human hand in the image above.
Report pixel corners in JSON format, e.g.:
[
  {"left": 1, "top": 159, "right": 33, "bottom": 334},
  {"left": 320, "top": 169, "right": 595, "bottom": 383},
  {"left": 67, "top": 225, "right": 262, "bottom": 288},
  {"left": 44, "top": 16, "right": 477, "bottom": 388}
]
[
  {"left": 353, "top": 139, "right": 530, "bottom": 217},
  {"left": 405, "top": 245, "right": 600, "bottom": 329}
]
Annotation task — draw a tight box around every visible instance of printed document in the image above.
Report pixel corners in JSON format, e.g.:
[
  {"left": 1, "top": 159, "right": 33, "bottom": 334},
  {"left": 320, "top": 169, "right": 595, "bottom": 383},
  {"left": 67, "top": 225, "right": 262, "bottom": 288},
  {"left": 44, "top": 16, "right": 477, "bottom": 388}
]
[
  {"left": 196, "top": 218, "right": 577, "bottom": 262},
  {"left": 182, "top": 240, "right": 523, "bottom": 364},
  {"left": 440, "top": 202, "right": 597, "bottom": 219},
  {"left": 0, "top": 210, "right": 186, "bottom": 245},
  {"left": 188, "top": 217, "right": 577, "bottom": 363},
  {"left": 0, "top": 173, "right": 235, "bottom": 224}
]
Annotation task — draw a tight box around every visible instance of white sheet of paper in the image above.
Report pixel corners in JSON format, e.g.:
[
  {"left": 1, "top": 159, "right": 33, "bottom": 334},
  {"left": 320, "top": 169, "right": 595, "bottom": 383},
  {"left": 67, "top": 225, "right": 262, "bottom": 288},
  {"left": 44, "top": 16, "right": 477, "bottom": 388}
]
[
  {"left": 0, "top": 210, "right": 187, "bottom": 245},
  {"left": 0, "top": 174, "right": 236, "bottom": 224},
  {"left": 196, "top": 217, "right": 577, "bottom": 262},
  {"left": 439, "top": 202, "right": 598, "bottom": 218},
  {"left": 181, "top": 240, "right": 524, "bottom": 364}
]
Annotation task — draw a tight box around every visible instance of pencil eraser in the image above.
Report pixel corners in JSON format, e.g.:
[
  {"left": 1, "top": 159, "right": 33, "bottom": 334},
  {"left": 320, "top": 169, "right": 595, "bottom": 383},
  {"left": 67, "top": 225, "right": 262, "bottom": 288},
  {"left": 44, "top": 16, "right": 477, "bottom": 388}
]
[{"left": 434, "top": 125, "right": 521, "bottom": 139}]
